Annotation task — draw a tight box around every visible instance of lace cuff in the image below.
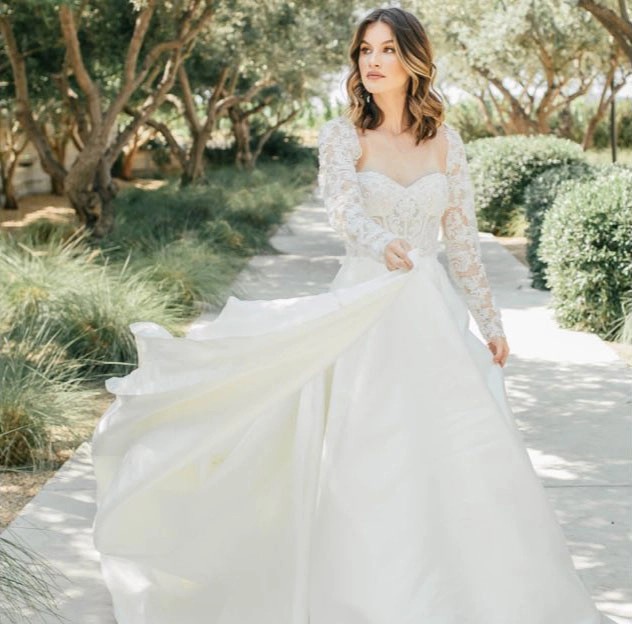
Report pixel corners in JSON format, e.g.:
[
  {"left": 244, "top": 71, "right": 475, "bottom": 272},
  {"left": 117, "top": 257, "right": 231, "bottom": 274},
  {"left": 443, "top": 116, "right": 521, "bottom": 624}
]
[
  {"left": 441, "top": 126, "right": 505, "bottom": 342},
  {"left": 318, "top": 117, "right": 397, "bottom": 263}
]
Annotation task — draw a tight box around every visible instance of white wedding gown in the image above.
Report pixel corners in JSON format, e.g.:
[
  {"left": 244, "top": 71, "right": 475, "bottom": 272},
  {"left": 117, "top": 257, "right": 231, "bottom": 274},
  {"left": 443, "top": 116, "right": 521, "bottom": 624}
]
[{"left": 91, "top": 115, "right": 615, "bottom": 624}]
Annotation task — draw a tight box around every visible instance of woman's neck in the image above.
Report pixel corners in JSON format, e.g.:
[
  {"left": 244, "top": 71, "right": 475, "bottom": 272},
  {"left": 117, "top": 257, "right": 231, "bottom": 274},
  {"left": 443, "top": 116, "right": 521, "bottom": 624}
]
[{"left": 372, "top": 89, "right": 409, "bottom": 135}]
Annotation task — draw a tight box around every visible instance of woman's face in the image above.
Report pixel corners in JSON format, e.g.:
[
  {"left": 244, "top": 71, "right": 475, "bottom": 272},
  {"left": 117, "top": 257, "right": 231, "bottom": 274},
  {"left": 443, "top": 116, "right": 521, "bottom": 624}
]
[{"left": 358, "top": 21, "right": 409, "bottom": 97}]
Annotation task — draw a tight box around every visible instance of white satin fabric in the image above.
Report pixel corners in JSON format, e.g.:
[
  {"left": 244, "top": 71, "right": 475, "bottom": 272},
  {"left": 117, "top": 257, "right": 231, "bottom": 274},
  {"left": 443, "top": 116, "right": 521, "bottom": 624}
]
[{"left": 91, "top": 248, "right": 610, "bottom": 624}]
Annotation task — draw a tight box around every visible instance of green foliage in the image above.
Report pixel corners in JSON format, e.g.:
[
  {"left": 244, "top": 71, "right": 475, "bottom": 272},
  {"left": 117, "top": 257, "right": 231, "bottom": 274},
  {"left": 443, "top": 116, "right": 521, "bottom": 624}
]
[
  {"left": 0, "top": 327, "right": 97, "bottom": 468},
  {"left": 251, "top": 126, "right": 318, "bottom": 166},
  {"left": 613, "top": 291, "right": 632, "bottom": 345},
  {"left": 466, "top": 134, "right": 585, "bottom": 235},
  {"left": 128, "top": 237, "right": 241, "bottom": 311},
  {"left": 539, "top": 166, "right": 632, "bottom": 339},
  {"left": 9, "top": 217, "right": 80, "bottom": 246},
  {"left": 50, "top": 264, "right": 189, "bottom": 377},
  {"left": 446, "top": 98, "right": 496, "bottom": 142},
  {"left": 593, "top": 108, "right": 632, "bottom": 149},
  {"left": 594, "top": 98, "right": 632, "bottom": 149},
  {"left": 0, "top": 233, "right": 188, "bottom": 379},
  {"left": 524, "top": 162, "right": 597, "bottom": 289},
  {"left": 619, "top": 105, "right": 632, "bottom": 149},
  {"left": 107, "top": 162, "right": 313, "bottom": 255},
  {"left": 548, "top": 98, "right": 632, "bottom": 149}
]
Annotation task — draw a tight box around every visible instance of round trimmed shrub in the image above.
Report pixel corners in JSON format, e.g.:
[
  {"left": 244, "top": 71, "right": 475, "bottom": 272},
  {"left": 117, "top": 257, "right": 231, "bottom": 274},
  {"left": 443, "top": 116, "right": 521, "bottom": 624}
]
[
  {"left": 466, "top": 135, "right": 585, "bottom": 235},
  {"left": 524, "top": 162, "right": 597, "bottom": 289},
  {"left": 539, "top": 166, "right": 632, "bottom": 338}
]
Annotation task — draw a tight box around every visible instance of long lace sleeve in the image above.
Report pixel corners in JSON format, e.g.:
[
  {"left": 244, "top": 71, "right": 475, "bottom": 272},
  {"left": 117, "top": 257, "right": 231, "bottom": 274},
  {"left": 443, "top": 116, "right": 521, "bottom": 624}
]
[
  {"left": 318, "top": 117, "right": 398, "bottom": 263},
  {"left": 441, "top": 126, "right": 505, "bottom": 343}
]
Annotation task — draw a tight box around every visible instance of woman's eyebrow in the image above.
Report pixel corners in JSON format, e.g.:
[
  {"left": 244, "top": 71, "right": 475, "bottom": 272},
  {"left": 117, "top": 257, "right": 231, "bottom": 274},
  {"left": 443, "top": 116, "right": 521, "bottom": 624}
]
[{"left": 360, "top": 39, "right": 394, "bottom": 45}]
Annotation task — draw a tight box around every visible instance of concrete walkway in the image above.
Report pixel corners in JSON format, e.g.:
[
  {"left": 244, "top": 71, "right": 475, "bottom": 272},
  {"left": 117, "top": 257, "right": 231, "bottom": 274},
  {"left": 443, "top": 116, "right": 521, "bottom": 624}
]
[{"left": 1, "top": 192, "right": 630, "bottom": 623}]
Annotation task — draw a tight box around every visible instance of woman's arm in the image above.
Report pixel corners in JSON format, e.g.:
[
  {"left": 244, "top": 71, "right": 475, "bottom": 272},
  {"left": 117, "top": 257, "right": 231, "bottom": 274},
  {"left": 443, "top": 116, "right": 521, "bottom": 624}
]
[
  {"left": 318, "top": 117, "right": 398, "bottom": 263},
  {"left": 441, "top": 126, "right": 506, "bottom": 343}
]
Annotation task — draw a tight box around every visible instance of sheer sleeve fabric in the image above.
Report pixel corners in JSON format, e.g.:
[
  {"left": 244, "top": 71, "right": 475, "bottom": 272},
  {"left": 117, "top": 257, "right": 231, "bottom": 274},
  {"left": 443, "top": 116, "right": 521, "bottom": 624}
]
[
  {"left": 441, "top": 126, "right": 506, "bottom": 342},
  {"left": 318, "top": 117, "right": 397, "bottom": 263}
]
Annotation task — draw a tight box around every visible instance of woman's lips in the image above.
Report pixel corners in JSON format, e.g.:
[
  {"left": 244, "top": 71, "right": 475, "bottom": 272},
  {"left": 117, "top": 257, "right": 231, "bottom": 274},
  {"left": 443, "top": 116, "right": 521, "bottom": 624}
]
[{"left": 366, "top": 74, "right": 384, "bottom": 79}]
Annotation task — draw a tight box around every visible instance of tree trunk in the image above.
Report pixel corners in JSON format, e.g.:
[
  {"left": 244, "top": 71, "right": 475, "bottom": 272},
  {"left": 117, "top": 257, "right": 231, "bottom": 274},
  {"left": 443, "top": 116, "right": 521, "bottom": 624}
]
[
  {"left": 121, "top": 145, "right": 138, "bottom": 180},
  {"left": 51, "top": 174, "right": 65, "bottom": 196},
  {"left": 180, "top": 159, "right": 196, "bottom": 187},
  {"left": 582, "top": 58, "right": 621, "bottom": 150},
  {"left": 1, "top": 171, "right": 19, "bottom": 210},
  {"left": 0, "top": 153, "right": 21, "bottom": 210},
  {"left": 50, "top": 129, "right": 71, "bottom": 195},
  {"left": 94, "top": 160, "right": 117, "bottom": 236},
  {"left": 582, "top": 115, "right": 601, "bottom": 150},
  {"left": 229, "top": 111, "right": 253, "bottom": 170},
  {"left": 65, "top": 139, "right": 117, "bottom": 236},
  {"left": 180, "top": 133, "right": 207, "bottom": 186}
]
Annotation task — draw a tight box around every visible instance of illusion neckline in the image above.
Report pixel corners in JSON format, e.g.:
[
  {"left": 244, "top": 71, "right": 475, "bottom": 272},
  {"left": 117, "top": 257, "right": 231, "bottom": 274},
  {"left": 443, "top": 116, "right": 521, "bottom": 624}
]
[{"left": 356, "top": 169, "right": 447, "bottom": 190}]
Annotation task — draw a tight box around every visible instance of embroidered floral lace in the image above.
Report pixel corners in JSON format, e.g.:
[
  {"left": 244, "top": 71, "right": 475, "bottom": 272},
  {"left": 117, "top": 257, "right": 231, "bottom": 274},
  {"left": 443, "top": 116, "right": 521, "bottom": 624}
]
[{"left": 317, "top": 115, "right": 505, "bottom": 342}]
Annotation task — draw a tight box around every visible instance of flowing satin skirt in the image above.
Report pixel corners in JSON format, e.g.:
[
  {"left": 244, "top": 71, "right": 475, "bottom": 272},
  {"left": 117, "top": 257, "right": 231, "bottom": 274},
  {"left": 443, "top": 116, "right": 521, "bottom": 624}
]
[{"left": 91, "top": 248, "right": 611, "bottom": 623}]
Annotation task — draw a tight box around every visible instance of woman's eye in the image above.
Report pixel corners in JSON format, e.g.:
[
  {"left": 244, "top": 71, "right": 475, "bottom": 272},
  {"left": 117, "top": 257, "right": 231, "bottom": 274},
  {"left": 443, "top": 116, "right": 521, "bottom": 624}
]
[{"left": 360, "top": 46, "right": 394, "bottom": 54}]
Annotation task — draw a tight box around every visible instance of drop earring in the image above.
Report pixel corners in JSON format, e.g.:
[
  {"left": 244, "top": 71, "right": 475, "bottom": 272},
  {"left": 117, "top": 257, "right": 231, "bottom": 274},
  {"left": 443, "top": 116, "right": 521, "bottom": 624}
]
[{"left": 366, "top": 93, "right": 371, "bottom": 104}]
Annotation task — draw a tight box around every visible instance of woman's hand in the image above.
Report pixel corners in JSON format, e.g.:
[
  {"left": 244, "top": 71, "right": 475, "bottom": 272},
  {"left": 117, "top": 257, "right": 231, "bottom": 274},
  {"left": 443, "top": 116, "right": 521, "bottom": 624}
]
[
  {"left": 487, "top": 336, "right": 510, "bottom": 367},
  {"left": 385, "top": 238, "right": 414, "bottom": 271}
]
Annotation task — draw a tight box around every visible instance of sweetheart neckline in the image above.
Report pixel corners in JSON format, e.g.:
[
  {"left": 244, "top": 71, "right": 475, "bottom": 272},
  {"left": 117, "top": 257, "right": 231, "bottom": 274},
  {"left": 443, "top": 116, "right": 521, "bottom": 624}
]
[{"left": 355, "top": 169, "right": 447, "bottom": 190}]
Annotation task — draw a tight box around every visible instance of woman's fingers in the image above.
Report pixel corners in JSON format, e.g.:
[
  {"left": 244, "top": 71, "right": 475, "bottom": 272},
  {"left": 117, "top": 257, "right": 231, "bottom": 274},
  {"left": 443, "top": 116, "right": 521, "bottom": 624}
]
[
  {"left": 385, "top": 239, "right": 413, "bottom": 271},
  {"left": 395, "top": 240, "right": 413, "bottom": 270},
  {"left": 488, "top": 338, "right": 509, "bottom": 367}
]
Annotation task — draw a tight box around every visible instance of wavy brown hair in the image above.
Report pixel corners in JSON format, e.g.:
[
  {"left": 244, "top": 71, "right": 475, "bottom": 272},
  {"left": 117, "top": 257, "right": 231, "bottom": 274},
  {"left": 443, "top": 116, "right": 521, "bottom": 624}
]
[{"left": 345, "top": 7, "right": 445, "bottom": 144}]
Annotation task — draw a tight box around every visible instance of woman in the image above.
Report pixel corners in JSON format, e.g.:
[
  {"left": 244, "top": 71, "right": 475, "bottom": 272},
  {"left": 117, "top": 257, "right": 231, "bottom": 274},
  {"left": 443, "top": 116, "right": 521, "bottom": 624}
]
[{"left": 91, "top": 7, "right": 616, "bottom": 623}]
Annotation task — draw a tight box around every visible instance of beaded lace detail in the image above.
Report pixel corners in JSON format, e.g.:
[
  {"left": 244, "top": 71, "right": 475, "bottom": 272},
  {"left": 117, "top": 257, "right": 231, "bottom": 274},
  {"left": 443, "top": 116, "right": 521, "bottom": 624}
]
[{"left": 317, "top": 115, "right": 505, "bottom": 342}]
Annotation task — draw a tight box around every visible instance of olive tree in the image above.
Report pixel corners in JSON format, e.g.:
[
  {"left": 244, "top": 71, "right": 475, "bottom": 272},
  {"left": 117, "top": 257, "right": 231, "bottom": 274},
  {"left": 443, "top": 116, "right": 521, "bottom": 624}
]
[
  {"left": 0, "top": 0, "right": 214, "bottom": 235},
  {"left": 411, "top": 0, "right": 629, "bottom": 142}
]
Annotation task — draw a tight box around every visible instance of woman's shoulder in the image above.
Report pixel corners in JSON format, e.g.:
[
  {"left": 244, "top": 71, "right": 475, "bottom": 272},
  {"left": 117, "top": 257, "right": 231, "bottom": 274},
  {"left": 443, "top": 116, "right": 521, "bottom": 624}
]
[
  {"left": 441, "top": 121, "right": 464, "bottom": 145},
  {"left": 318, "top": 115, "right": 355, "bottom": 141},
  {"left": 318, "top": 115, "right": 362, "bottom": 160},
  {"left": 440, "top": 122, "right": 467, "bottom": 167}
]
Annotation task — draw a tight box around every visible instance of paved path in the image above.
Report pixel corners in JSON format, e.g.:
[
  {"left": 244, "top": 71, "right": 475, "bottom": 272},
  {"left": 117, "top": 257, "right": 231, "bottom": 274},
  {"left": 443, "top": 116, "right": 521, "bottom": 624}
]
[{"left": 2, "top": 192, "right": 630, "bottom": 623}]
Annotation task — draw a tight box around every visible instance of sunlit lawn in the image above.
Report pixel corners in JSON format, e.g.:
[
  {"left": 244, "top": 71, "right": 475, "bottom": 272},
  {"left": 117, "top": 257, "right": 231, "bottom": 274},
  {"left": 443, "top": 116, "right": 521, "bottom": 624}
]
[{"left": 584, "top": 147, "right": 632, "bottom": 166}]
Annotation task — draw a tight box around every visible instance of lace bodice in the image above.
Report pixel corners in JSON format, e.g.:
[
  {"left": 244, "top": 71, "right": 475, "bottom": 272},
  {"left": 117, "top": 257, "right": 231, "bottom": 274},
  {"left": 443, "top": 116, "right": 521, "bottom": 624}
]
[{"left": 317, "top": 115, "right": 505, "bottom": 343}]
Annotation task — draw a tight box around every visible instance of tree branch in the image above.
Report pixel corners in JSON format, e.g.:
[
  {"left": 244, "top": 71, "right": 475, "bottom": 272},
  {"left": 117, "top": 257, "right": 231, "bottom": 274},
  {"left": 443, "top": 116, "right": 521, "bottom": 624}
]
[
  {"left": 252, "top": 106, "right": 299, "bottom": 164},
  {"left": 0, "top": 16, "right": 67, "bottom": 182},
  {"left": 578, "top": 0, "right": 632, "bottom": 64},
  {"left": 177, "top": 64, "right": 201, "bottom": 134},
  {"left": 200, "top": 65, "right": 231, "bottom": 135},
  {"left": 59, "top": 4, "right": 102, "bottom": 127},
  {"left": 103, "top": 3, "right": 215, "bottom": 136},
  {"left": 122, "top": 0, "right": 157, "bottom": 86},
  {"left": 129, "top": 109, "right": 187, "bottom": 168}
]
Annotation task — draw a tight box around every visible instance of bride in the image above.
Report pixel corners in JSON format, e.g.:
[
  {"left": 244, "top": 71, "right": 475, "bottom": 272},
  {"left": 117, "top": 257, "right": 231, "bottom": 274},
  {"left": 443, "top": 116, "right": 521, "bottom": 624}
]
[{"left": 91, "top": 6, "right": 616, "bottom": 624}]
